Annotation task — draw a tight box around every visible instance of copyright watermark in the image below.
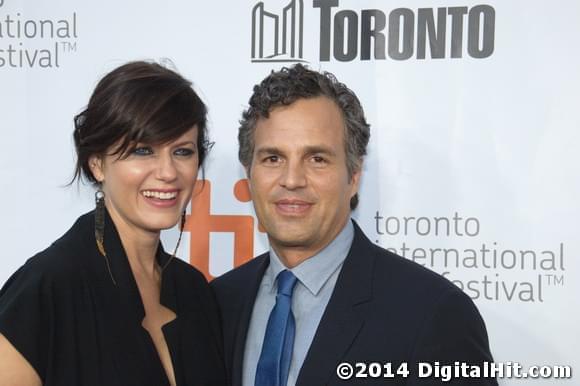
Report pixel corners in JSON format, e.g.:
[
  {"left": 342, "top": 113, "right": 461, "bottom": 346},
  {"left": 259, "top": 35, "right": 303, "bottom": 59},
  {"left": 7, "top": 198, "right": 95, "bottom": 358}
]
[
  {"left": 336, "top": 362, "right": 354, "bottom": 380},
  {"left": 336, "top": 362, "right": 572, "bottom": 381}
]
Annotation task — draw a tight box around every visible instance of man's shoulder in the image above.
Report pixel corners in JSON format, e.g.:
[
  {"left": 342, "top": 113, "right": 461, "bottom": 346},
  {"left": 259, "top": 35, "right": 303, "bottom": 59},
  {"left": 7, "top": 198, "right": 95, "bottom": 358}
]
[
  {"left": 349, "top": 227, "right": 487, "bottom": 347},
  {"left": 350, "top": 223, "right": 466, "bottom": 304},
  {"left": 373, "top": 243, "right": 458, "bottom": 292}
]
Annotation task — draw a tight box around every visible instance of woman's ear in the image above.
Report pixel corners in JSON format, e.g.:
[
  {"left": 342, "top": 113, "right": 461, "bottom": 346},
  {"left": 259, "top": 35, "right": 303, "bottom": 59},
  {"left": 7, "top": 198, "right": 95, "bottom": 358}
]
[{"left": 88, "top": 155, "right": 105, "bottom": 183}]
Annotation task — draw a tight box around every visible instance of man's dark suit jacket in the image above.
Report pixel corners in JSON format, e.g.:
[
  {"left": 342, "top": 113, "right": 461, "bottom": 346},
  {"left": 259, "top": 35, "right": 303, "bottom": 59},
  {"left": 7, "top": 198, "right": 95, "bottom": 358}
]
[{"left": 211, "top": 221, "right": 497, "bottom": 385}]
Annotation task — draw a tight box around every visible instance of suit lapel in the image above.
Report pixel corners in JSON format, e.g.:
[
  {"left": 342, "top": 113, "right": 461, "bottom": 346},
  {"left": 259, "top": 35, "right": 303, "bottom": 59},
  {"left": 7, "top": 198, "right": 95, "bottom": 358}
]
[
  {"left": 297, "top": 222, "right": 376, "bottom": 386},
  {"left": 232, "top": 254, "right": 270, "bottom": 386}
]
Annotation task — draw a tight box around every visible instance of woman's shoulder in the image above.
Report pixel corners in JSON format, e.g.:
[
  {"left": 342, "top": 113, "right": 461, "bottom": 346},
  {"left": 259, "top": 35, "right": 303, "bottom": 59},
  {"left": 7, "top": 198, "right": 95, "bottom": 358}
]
[
  {"left": 10, "top": 212, "right": 96, "bottom": 285},
  {"left": 165, "top": 256, "right": 221, "bottom": 325},
  {"left": 163, "top": 256, "right": 218, "bottom": 310},
  {"left": 0, "top": 212, "right": 97, "bottom": 384},
  {"left": 166, "top": 255, "right": 208, "bottom": 285}
]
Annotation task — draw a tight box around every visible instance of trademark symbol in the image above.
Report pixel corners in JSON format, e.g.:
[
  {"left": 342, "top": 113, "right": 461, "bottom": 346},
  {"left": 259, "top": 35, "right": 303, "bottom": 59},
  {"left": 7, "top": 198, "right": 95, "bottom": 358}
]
[
  {"left": 544, "top": 274, "right": 564, "bottom": 286},
  {"left": 60, "top": 41, "right": 77, "bottom": 53}
]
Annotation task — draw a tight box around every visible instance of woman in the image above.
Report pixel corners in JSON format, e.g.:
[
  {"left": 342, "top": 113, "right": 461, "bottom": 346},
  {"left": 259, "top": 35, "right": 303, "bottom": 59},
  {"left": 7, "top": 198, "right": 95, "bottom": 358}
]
[{"left": 0, "top": 61, "right": 226, "bottom": 386}]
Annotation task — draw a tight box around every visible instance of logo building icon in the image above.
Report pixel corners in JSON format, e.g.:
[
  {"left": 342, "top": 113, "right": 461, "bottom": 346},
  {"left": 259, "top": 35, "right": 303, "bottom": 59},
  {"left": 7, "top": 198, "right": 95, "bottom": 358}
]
[{"left": 251, "top": 0, "right": 305, "bottom": 63}]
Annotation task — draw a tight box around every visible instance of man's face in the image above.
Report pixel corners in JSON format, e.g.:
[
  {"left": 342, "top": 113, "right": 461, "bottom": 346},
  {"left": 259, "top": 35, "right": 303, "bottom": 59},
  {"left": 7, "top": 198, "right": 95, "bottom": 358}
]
[{"left": 248, "top": 96, "right": 360, "bottom": 265}]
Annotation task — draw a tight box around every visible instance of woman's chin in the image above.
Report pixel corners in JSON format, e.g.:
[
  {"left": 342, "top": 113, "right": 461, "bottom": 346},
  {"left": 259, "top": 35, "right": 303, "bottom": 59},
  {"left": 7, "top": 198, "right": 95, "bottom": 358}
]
[{"left": 139, "top": 214, "right": 182, "bottom": 233}]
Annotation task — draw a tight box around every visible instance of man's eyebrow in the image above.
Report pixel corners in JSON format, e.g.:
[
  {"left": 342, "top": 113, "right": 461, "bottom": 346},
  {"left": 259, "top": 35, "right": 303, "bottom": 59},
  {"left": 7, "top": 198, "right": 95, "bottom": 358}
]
[
  {"left": 303, "top": 145, "right": 337, "bottom": 157},
  {"left": 255, "top": 146, "right": 337, "bottom": 156},
  {"left": 255, "top": 147, "right": 283, "bottom": 155}
]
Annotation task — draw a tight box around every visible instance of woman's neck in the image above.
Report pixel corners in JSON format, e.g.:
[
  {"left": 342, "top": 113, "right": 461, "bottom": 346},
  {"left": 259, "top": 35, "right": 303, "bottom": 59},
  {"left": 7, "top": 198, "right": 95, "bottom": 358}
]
[{"left": 105, "top": 203, "right": 161, "bottom": 279}]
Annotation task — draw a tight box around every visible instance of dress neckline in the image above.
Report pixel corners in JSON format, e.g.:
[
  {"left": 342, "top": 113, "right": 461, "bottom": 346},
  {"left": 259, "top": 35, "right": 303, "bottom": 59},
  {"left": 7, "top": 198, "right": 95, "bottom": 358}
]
[{"left": 96, "top": 209, "right": 179, "bottom": 386}]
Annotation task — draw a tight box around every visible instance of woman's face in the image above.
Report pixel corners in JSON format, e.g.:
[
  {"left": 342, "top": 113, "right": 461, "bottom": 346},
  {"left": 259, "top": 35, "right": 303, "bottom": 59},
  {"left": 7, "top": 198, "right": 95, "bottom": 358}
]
[{"left": 90, "top": 126, "right": 199, "bottom": 236}]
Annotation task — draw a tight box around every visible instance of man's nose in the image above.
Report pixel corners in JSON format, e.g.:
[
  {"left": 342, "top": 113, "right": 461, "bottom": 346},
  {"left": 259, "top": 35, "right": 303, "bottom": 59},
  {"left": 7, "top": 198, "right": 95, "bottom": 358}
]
[{"left": 279, "top": 159, "right": 306, "bottom": 190}]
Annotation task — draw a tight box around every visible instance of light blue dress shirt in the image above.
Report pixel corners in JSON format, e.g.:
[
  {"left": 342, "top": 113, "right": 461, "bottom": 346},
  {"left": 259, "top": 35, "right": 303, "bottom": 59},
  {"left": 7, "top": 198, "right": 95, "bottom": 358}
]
[{"left": 242, "top": 220, "right": 355, "bottom": 386}]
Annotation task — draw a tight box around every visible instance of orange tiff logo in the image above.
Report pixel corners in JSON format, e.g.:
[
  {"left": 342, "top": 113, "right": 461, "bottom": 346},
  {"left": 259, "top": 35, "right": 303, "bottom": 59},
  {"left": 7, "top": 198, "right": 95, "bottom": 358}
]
[{"left": 184, "top": 179, "right": 264, "bottom": 280}]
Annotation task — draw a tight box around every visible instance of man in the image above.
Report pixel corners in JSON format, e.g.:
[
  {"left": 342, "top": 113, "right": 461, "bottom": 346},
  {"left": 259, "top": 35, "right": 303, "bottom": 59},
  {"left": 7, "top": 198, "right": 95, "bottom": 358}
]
[{"left": 211, "top": 64, "right": 496, "bottom": 386}]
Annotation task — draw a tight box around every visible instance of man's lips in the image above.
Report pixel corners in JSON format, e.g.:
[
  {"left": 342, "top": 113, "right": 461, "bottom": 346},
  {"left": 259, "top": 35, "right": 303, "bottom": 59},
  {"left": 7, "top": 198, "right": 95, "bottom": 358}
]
[{"left": 274, "top": 199, "right": 313, "bottom": 214}]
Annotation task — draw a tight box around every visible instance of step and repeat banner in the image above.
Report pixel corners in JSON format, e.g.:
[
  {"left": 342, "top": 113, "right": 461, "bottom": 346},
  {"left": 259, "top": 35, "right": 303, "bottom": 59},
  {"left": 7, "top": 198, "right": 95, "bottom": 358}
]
[{"left": 1, "top": 0, "right": 578, "bottom": 383}]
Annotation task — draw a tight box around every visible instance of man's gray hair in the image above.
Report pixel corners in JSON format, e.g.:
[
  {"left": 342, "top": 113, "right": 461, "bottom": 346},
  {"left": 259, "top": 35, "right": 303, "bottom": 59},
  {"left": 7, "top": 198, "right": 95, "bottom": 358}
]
[{"left": 238, "top": 64, "right": 370, "bottom": 209}]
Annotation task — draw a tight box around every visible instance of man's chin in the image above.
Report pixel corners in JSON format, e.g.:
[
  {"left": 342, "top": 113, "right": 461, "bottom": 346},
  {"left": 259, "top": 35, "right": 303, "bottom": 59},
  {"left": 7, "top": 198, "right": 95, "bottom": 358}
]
[{"left": 269, "top": 229, "right": 314, "bottom": 249}]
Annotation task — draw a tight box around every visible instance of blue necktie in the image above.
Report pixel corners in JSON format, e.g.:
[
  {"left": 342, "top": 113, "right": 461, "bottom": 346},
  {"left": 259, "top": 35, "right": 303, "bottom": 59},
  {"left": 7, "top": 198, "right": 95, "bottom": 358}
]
[{"left": 255, "top": 270, "right": 298, "bottom": 386}]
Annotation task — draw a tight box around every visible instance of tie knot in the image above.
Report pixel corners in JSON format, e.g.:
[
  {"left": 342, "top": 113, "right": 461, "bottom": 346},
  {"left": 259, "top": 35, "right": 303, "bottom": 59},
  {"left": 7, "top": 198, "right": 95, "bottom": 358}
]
[{"left": 276, "top": 270, "right": 297, "bottom": 297}]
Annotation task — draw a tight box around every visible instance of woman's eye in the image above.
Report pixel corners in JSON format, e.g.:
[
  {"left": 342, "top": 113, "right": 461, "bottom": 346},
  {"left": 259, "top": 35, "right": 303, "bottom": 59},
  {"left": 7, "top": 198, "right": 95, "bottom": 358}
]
[
  {"left": 174, "top": 148, "right": 195, "bottom": 157},
  {"left": 132, "top": 147, "right": 153, "bottom": 156}
]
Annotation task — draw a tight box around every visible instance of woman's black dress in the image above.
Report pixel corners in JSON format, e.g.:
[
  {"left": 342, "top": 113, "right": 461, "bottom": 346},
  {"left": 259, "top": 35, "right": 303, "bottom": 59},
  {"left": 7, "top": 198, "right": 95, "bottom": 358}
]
[{"left": 0, "top": 210, "right": 226, "bottom": 386}]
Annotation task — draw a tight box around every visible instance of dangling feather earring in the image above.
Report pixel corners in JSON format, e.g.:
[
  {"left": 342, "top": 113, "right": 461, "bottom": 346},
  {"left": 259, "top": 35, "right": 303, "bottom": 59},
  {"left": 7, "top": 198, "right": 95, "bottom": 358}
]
[
  {"left": 95, "top": 189, "right": 106, "bottom": 256},
  {"left": 95, "top": 189, "right": 116, "bottom": 285},
  {"left": 161, "top": 210, "right": 186, "bottom": 272}
]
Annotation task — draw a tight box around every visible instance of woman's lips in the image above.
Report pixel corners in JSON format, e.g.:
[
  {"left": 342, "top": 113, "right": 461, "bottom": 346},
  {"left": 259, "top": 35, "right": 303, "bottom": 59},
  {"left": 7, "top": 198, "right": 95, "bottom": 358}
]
[{"left": 141, "top": 189, "right": 180, "bottom": 208}]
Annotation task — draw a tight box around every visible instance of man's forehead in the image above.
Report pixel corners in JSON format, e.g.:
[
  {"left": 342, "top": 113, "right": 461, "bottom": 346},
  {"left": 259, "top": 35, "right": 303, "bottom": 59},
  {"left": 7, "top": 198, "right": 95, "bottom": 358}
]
[
  {"left": 255, "top": 144, "right": 338, "bottom": 156},
  {"left": 256, "top": 98, "right": 343, "bottom": 128}
]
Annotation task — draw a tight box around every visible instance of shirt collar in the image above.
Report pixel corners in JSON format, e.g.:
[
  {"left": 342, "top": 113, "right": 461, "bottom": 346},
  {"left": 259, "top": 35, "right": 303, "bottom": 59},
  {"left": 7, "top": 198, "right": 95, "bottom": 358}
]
[{"left": 266, "top": 220, "right": 354, "bottom": 296}]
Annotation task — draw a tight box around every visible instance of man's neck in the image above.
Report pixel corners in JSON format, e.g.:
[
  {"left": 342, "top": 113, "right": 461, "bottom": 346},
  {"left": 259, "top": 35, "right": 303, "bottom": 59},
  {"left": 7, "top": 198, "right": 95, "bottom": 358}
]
[{"left": 270, "top": 218, "right": 351, "bottom": 268}]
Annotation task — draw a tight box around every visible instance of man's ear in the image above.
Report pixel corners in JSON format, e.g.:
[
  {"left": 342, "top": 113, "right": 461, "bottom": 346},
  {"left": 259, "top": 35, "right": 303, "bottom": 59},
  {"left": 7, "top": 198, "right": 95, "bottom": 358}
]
[
  {"left": 350, "top": 159, "right": 363, "bottom": 192},
  {"left": 88, "top": 155, "right": 105, "bottom": 183},
  {"left": 245, "top": 166, "right": 252, "bottom": 189}
]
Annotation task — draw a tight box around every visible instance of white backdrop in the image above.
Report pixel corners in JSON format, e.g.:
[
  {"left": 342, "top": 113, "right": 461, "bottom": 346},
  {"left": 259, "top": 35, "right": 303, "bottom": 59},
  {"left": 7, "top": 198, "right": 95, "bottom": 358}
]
[{"left": 1, "top": 0, "right": 578, "bottom": 384}]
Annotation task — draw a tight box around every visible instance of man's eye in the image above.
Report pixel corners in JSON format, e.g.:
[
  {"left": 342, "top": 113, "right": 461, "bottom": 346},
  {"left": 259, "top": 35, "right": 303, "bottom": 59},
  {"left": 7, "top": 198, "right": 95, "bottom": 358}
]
[
  {"left": 174, "top": 148, "right": 195, "bottom": 157},
  {"left": 312, "top": 156, "right": 327, "bottom": 163},
  {"left": 264, "top": 155, "right": 280, "bottom": 163},
  {"left": 132, "top": 147, "right": 153, "bottom": 156}
]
